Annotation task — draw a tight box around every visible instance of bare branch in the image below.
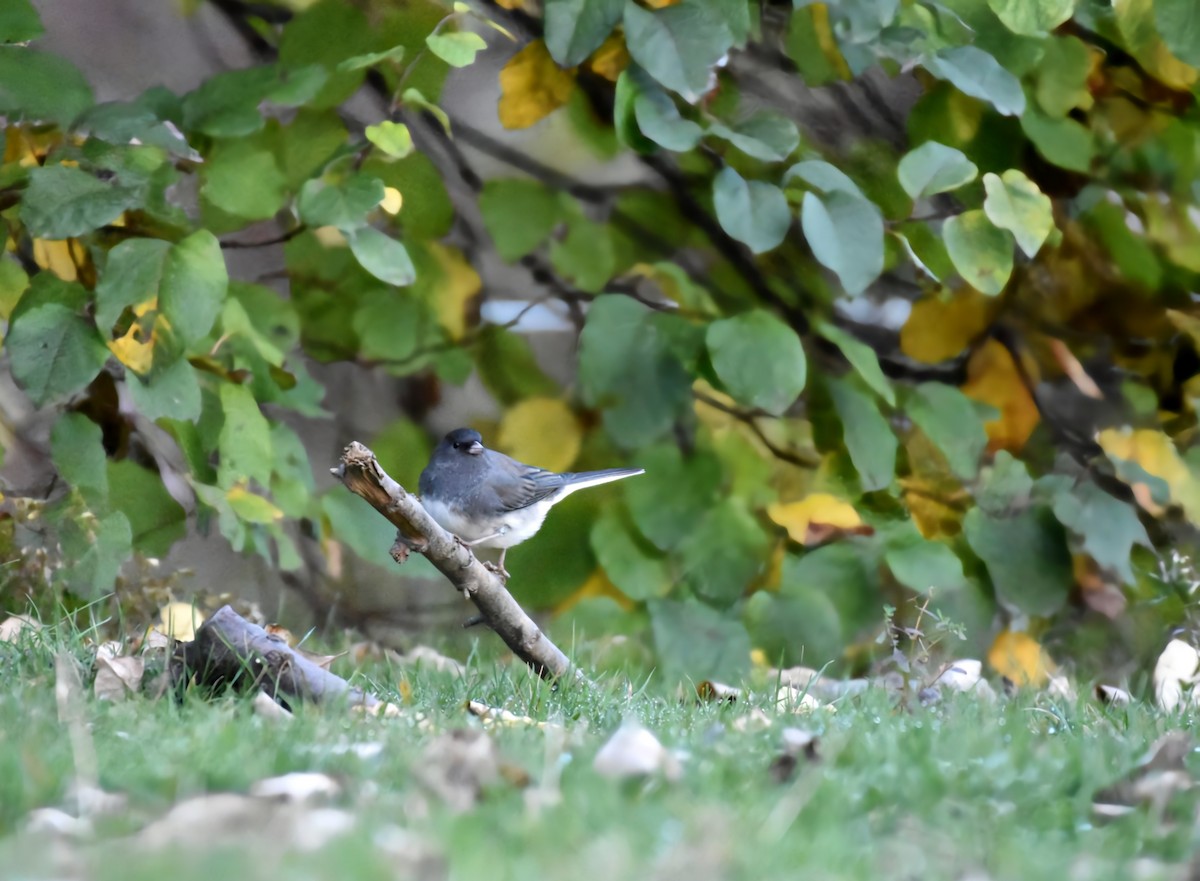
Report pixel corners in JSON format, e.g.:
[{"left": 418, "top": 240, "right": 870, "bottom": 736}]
[{"left": 331, "top": 442, "right": 584, "bottom": 683}]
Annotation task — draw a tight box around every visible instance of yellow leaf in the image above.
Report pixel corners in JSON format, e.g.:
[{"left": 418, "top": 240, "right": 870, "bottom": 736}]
[
  {"left": 1096, "top": 427, "right": 1200, "bottom": 520},
  {"left": 4, "top": 126, "right": 61, "bottom": 167},
  {"left": 553, "top": 568, "right": 635, "bottom": 614},
  {"left": 313, "top": 226, "right": 348, "bottom": 247},
  {"left": 426, "top": 242, "right": 481, "bottom": 340},
  {"left": 155, "top": 602, "right": 205, "bottom": 642},
  {"left": 32, "top": 239, "right": 82, "bottom": 282},
  {"left": 767, "top": 494, "right": 872, "bottom": 546},
  {"left": 900, "top": 290, "right": 994, "bottom": 364},
  {"left": 1113, "top": 0, "right": 1198, "bottom": 91},
  {"left": 497, "top": 397, "right": 582, "bottom": 474},
  {"left": 108, "top": 324, "right": 155, "bottom": 375},
  {"left": 900, "top": 431, "right": 969, "bottom": 539},
  {"left": 498, "top": 40, "right": 576, "bottom": 130},
  {"left": 381, "top": 187, "right": 403, "bottom": 215},
  {"left": 644, "top": 0, "right": 681, "bottom": 7},
  {"left": 588, "top": 32, "right": 630, "bottom": 81},
  {"left": 987, "top": 630, "right": 1053, "bottom": 688},
  {"left": 960, "top": 339, "right": 1039, "bottom": 453},
  {"left": 810, "top": 4, "right": 853, "bottom": 81},
  {"left": 493, "top": 0, "right": 532, "bottom": 8}
]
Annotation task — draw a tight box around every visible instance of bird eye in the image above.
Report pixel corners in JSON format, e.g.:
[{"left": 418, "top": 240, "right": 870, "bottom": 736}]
[{"left": 452, "top": 442, "right": 460, "bottom": 450}]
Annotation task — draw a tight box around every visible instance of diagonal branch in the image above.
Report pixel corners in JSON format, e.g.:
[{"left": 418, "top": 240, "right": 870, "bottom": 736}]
[{"left": 331, "top": 442, "right": 584, "bottom": 683}]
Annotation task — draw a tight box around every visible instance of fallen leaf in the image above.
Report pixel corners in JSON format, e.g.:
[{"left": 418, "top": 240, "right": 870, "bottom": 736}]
[
  {"left": 136, "top": 794, "right": 355, "bottom": 852},
  {"left": 767, "top": 494, "right": 873, "bottom": 546},
  {"left": 770, "top": 727, "right": 821, "bottom": 783},
  {"left": 94, "top": 655, "right": 144, "bottom": 702},
  {"left": 265, "top": 624, "right": 297, "bottom": 645},
  {"left": 696, "top": 681, "right": 741, "bottom": 702},
  {"left": 498, "top": 40, "right": 576, "bottom": 130},
  {"left": 400, "top": 645, "right": 466, "bottom": 676},
  {"left": 24, "top": 808, "right": 91, "bottom": 838},
  {"left": 731, "top": 708, "right": 772, "bottom": 732},
  {"left": 930, "top": 658, "right": 996, "bottom": 700},
  {"left": 1074, "top": 554, "right": 1128, "bottom": 619},
  {"left": 987, "top": 630, "right": 1054, "bottom": 688},
  {"left": 0, "top": 613, "right": 41, "bottom": 643},
  {"left": 1154, "top": 638, "right": 1199, "bottom": 711},
  {"left": 594, "top": 721, "right": 682, "bottom": 781},
  {"left": 253, "top": 691, "right": 293, "bottom": 722},
  {"left": 416, "top": 729, "right": 505, "bottom": 812},
  {"left": 1093, "top": 732, "right": 1193, "bottom": 820},
  {"left": 1095, "top": 684, "right": 1133, "bottom": 706},
  {"left": 249, "top": 772, "right": 341, "bottom": 804},
  {"left": 466, "top": 700, "right": 547, "bottom": 728},
  {"left": 775, "top": 685, "right": 828, "bottom": 714}
]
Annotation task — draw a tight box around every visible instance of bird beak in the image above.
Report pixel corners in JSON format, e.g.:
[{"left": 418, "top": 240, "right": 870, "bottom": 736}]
[{"left": 467, "top": 440, "right": 484, "bottom": 456}]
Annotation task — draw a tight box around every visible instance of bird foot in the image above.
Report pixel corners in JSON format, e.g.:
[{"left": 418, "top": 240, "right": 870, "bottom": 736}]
[{"left": 483, "top": 560, "right": 511, "bottom": 582}]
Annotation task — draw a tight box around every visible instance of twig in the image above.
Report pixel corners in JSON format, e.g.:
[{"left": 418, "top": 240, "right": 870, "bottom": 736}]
[
  {"left": 693, "top": 389, "right": 820, "bottom": 468},
  {"left": 331, "top": 442, "right": 584, "bottom": 682},
  {"left": 219, "top": 226, "right": 306, "bottom": 249}
]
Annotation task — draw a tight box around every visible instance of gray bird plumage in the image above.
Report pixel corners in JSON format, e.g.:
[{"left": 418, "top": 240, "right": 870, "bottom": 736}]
[{"left": 419, "top": 428, "right": 643, "bottom": 573}]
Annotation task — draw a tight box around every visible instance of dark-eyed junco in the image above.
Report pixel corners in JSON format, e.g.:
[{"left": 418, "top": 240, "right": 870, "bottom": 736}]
[{"left": 419, "top": 427, "right": 644, "bottom": 577}]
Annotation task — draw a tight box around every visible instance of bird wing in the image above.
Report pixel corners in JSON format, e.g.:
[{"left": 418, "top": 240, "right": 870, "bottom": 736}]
[{"left": 487, "top": 454, "right": 568, "bottom": 512}]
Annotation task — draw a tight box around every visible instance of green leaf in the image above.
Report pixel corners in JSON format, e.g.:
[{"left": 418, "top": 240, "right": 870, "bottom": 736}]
[
  {"left": 60, "top": 511, "right": 132, "bottom": 599},
  {"left": 21, "top": 165, "right": 138, "bottom": 239},
  {"left": 709, "top": 111, "right": 801, "bottom": 162},
  {"left": 828, "top": 375, "right": 896, "bottom": 492},
  {"left": 201, "top": 139, "right": 288, "bottom": 220},
  {"left": 425, "top": 32, "right": 487, "bottom": 68},
  {"left": 897, "top": 142, "right": 978, "bottom": 201},
  {"left": 364, "top": 121, "right": 414, "bottom": 159},
  {"left": 51, "top": 413, "right": 108, "bottom": 506},
  {"left": 0, "top": 47, "right": 92, "bottom": 125},
  {"left": 298, "top": 174, "right": 385, "bottom": 230},
  {"left": 906, "top": 383, "right": 989, "bottom": 481},
  {"left": 0, "top": 0, "right": 43, "bottom": 43},
  {"left": 633, "top": 85, "right": 704, "bottom": 151},
  {"left": 108, "top": 460, "right": 187, "bottom": 556},
  {"left": 475, "top": 326, "right": 559, "bottom": 406},
  {"left": 800, "top": 190, "right": 884, "bottom": 295},
  {"left": 987, "top": 0, "right": 1074, "bottom": 36},
  {"left": 545, "top": 0, "right": 624, "bottom": 66},
  {"left": 478, "top": 179, "right": 563, "bottom": 261},
  {"left": 160, "top": 230, "right": 229, "bottom": 347},
  {"left": 182, "top": 66, "right": 279, "bottom": 138},
  {"left": 712, "top": 167, "right": 791, "bottom": 254},
  {"left": 347, "top": 227, "right": 416, "bottom": 286},
  {"left": 278, "top": 0, "right": 375, "bottom": 109},
  {"left": 549, "top": 215, "right": 616, "bottom": 292},
  {"left": 352, "top": 289, "right": 424, "bottom": 362},
  {"left": 1020, "top": 108, "right": 1093, "bottom": 172},
  {"left": 784, "top": 160, "right": 864, "bottom": 198},
  {"left": 782, "top": 543, "right": 877, "bottom": 641},
  {"left": 706, "top": 310, "right": 806, "bottom": 416},
  {"left": 1035, "top": 36, "right": 1093, "bottom": 117},
  {"left": 885, "top": 539, "right": 967, "bottom": 593},
  {"left": 95, "top": 238, "right": 170, "bottom": 333},
  {"left": 1050, "top": 482, "right": 1151, "bottom": 584},
  {"left": 743, "top": 589, "right": 842, "bottom": 668},
  {"left": 964, "top": 506, "right": 1072, "bottom": 617},
  {"left": 680, "top": 500, "right": 767, "bottom": 607},
  {"left": 922, "top": 46, "right": 1026, "bottom": 116},
  {"left": 590, "top": 507, "right": 671, "bottom": 601},
  {"left": 817, "top": 322, "right": 894, "bottom": 405},
  {"left": 625, "top": 442, "right": 722, "bottom": 551},
  {"left": 337, "top": 45, "right": 406, "bottom": 72},
  {"left": 217, "top": 383, "right": 274, "bottom": 489},
  {"left": 943, "top": 209, "right": 1014, "bottom": 296},
  {"left": 270, "top": 422, "right": 317, "bottom": 518},
  {"left": 226, "top": 488, "right": 283, "bottom": 524},
  {"left": 982, "top": 170, "right": 1055, "bottom": 258},
  {"left": 578, "top": 297, "right": 692, "bottom": 447},
  {"left": 7, "top": 303, "right": 109, "bottom": 408},
  {"left": 1156, "top": 0, "right": 1200, "bottom": 66},
  {"left": 127, "top": 357, "right": 202, "bottom": 423},
  {"left": 649, "top": 598, "right": 751, "bottom": 685},
  {"left": 623, "top": 0, "right": 734, "bottom": 103}
]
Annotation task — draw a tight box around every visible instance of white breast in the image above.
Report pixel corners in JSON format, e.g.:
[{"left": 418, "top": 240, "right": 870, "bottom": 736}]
[{"left": 421, "top": 496, "right": 555, "bottom": 549}]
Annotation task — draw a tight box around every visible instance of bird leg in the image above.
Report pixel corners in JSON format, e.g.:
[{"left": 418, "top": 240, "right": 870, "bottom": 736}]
[{"left": 483, "top": 549, "right": 511, "bottom": 583}]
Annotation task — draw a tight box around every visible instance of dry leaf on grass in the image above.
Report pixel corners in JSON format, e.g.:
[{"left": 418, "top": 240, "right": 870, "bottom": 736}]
[
  {"left": 1095, "top": 685, "right": 1133, "bottom": 706},
  {"left": 136, "top": 794, "right": 355, "bottom": 852},
  {"left": 24, "top": 808, "right": 91, "bottom": 838},
  {"left": 770, "top": 728, "right": 821, "bottom": 784},
  {"left": 1093, "top": 733, "right": 1194, "bottom": 821},
  {"left": 696, "top": 681, "right": 742, "bottom": 702},
  {"left": 415, "top": 729, "right": 506, "bottom": 813},
  {"left": 155, "top": 602, "right": 204, "bottom": 642},
  {"left": 400, "top": 646, "right": 466, "bottom": 676},
  {"left": 929, "top": 659, "right": 997, "bottom": 701},
  {"left": 466, "top": 700, "right": 549, "bottom": 729},
  {"left": 593, "top": 721, "right": 682, "bottom": 782},
  {"left": 249, "top": 772, "right": 341, "bottom": 804},
  {"left": 0, "top": 613, "right": 41, "bottom": 643},
  {"left": 253, "top": 691, "right": 293, "bottom": 722},
  {"left": 94, "top": 655, "right": 144, "bottom": 702},
  {"left": 775, "top": 685, "right": 829, "bottom": 714},
  {"left": 1154, "top": 639, "right": 1200, "bottom": 711}
]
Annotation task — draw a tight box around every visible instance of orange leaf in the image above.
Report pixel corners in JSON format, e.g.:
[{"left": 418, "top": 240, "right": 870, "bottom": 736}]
[
  {"left": 768, "top": 494, "right": 873, "bottom": 546},
  {"left": 987, "top": 630, "right": 1054, "bottom": 688},
  {"left": 1048, "top": 339, "right": 1103, "bottom": 400},
  {"left": 498, "top": 40, "right": 576, "bottom": 130},
  {"left": 960, "top": 339, "right": 1040, "bottom": 453},
  {"left": 588, "top": 32, "right": 630, "bottom": 82}
]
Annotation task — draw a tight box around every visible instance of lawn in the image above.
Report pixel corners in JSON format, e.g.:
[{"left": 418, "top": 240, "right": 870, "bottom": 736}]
[{"left": 0, "top": 616, "right": 1193, "bottom": 881}]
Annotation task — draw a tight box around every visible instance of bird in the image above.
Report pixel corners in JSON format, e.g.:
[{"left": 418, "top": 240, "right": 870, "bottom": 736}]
[{"left": 418, "top": 427, "right": 644, "bottom": 579}]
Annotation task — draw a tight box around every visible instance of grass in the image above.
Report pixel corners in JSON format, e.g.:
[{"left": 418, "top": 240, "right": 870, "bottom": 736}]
[{"left": 0, "top": 617, "right": 1195, "bottom": 881}]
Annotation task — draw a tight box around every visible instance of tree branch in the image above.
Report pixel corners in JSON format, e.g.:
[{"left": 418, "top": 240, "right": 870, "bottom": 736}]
[{"left": 331, "top": 442, "right": 584, "bottom": 683}]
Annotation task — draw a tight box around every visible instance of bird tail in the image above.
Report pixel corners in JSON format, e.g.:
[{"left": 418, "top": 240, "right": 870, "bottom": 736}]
[{"left": 558, "top": 467, "right": 645, "bottom": 496}]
